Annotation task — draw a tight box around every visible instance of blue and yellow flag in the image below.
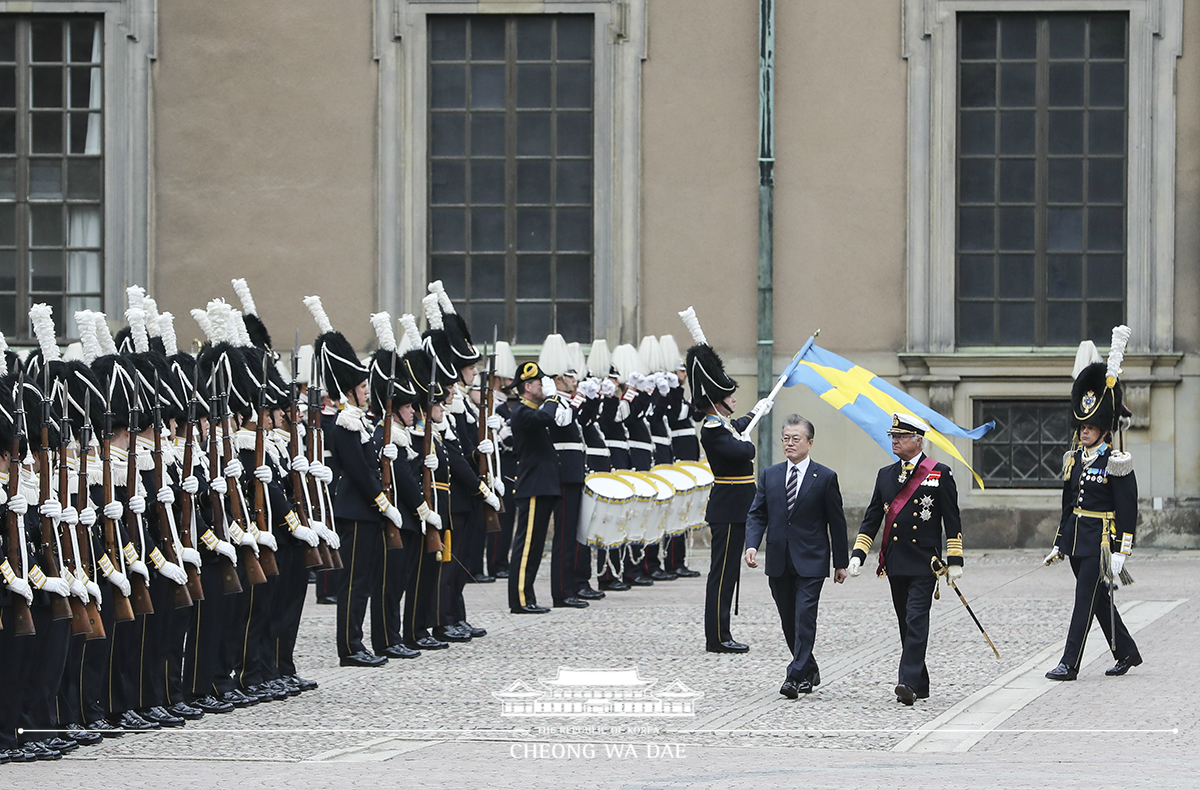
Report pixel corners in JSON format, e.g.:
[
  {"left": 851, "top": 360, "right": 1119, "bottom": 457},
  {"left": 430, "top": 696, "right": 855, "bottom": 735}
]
[{"left": 779, "top": 339, "right": 995, "bottom": 487}]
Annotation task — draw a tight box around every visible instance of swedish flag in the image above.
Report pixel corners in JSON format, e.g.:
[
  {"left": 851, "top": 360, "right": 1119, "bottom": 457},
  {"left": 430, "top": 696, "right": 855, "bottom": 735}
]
[{"left": 779, "top": 339, "right": 995, "bottom": 487}]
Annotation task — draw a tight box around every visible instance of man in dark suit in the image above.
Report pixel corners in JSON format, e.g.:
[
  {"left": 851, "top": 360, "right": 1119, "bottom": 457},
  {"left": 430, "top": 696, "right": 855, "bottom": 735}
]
[
  {"left": 848, "top": 412, "right": 963, "bottom": 706},
  {"left": 745, "top": 415, "right": 848, "bottom": 698}
]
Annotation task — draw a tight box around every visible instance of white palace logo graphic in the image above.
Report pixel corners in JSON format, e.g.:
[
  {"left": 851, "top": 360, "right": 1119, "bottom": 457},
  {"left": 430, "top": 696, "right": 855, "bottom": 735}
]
[{"left": 493, "top": 667, "right": 703, "bottom": 717}]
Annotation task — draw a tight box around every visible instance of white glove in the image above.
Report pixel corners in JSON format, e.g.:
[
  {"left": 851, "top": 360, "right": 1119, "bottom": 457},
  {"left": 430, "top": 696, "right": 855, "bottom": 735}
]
[
  {"left": 555, "top": 404, "right": 572, "bottom": 427},
  {"left": 215, "top": 540, "right": 238, "bottom": 564},
  {"left": 577, "top": 378, "right": 600, "bottom": 399},
  {"left": 656, "top": 374, "right": 670, "bottom": 396},
  {"left": 237, "top": 528, "right": 258, "bottom": 549},
  {"left": 79, "top": 506, "right": 96, "bottom": 527},
  {"left": 60, "top": 505, "right": 79, "bottom": 525},
  {"left": 615, "top": 400, "right": 631, "bottom": 422},
  {"left": 626, "top": 372, "right": 644, "bottom": 391},
  {"left": 382, "top": 505, "right": 403, "bottom": 527},
  {"left": 160, "top": 560, "right": 188, "bottom": 586},
  {"left": 85, "top": 578, "right": 102, "bottom": 604},
  {"left": 752, "top": 398, "right": 774, "bottom": 417},
  {"left": 666, "top": 372, "right": 679, "bottom": 388},
  {"left": 37, "top": 573, "right": 70, "bottom": 597},
  {"left": 486, "top": 414, "right": 504, "bottom": 431},
  {"left": 106, "top": 568, "right": 132, "bottom": 599},
  {"left": 257, "top": 530, "right": 278, "bottom": 552},
  {"left": 291, "top": 454, "right": 309, "bottom": 474},
  {"left": 484, "top": 492, "right": 500, "bottom": 511},
  {"left": 948, "top": 565, "right": 963, "bottom": 582},
  {"left": 600, "top": 379, "right": 616, "bottom": 397},
  {"left": 128, "top": 495, "right": 146, "bottom": 515},
  {"left": 424, "top": 453, "right": 440, "bottom": 470},
  {"left": 848, "top": 557, "right": 862, "bottom": 577},
  {"left": 103, "top": 500, "right": 123, "bottom": 521},
  {"left": 423, "top": 509, "right": 442, "bottom": 531},
  {"left": 541, "top": 376, "right": 558, "bottom": 401},
  {"left": 182, "top": 475, "right": 200, "bottom": 495},
  {"left": 477, "top": 439, "right": 495, "bottom": 456},
  {"left": 254, "top": 464, "right": 273, "bottom": 483},
  {"left": 39, "top": 499, "right": 62, "bottom": 521},
  {"left": 310, "top": 462, "right": 333, "bottom": 484},
  {"left": 7, "top": 493, "right": 27, "bottom": 515},
  {"left": 210, "top": 476, "right": 228, "bottom": 495},
  {"left": 68, "top": 573, "right": 89, "bottom": 602},
  {"left": 497, "top": 424, "right": 512, "bottom": 442},
  {"left": 128, "top": 559, "right": 150, "bottom": 582},
  {"left": 1111, "top": 553, "right": 1126, "bottom": 576},
  {"left": 224, "top": 459, "right": 244, "bottom": 479},
  {"left": 382, "top": 442, "right": 399, "bottom": 460},
  {"left": 320, "top": 523, "right": 342, "bottom": 551},
  {"left": 493, "top": 478, "right": 505, "bottom": 498},
  {"left": 1043, "top": 546, "right": 1062, "bottom": 566},
  {"left": 6, "top": 576, "right": 33, "bottom": 604},
  {"left": 180, "top": 547, "right": 202, "bottom": 567},
  {"left": 157, "top": 485, "right": 175, "bottom": 504},
  {"left": 292, "top": 525, "right": 320, "bottom": 548},
  {"left": 639, "top": 374, "right": 656, "bottom": 394}
]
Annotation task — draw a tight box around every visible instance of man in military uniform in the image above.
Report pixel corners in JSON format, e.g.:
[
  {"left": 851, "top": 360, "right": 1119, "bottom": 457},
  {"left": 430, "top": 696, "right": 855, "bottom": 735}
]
[
  {"left": 848, "top": 413, "right": 963, "bottom": 706},
  {"left": 1044, "top": 335, "right": 1141, "bottom": 681}
]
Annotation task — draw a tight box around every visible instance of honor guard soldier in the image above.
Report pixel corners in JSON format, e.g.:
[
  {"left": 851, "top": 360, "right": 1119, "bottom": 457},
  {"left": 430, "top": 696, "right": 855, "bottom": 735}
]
[
  {"left": 680, "top": 307, "right": 771, "bottom": 654},
  {"left": 848, "top": 412, "right": 963, "bottom": 706},
  {"left": 484, "top": 341, "right": 517, "bottom": 580},
  {"left": 658, "top": 334, "right": 700, "bottom": 578},
  {"left": 1045, "top": 328, "right": 1142, "bottom": 681}
]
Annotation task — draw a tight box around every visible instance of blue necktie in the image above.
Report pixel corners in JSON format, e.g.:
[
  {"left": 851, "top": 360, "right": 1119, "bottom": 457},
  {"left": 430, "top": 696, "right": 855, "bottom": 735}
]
[{"left": 786, "top": 465, "right": 798, "bottom": 511}]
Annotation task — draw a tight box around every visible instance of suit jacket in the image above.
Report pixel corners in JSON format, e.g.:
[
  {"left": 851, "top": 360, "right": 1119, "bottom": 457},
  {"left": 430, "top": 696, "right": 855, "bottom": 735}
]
[
  {"left": 852, "top": 456, "right": 963, "bottom": 577},
  {"left": 745, "top": 460, "right": 848, "bottom": 578}
]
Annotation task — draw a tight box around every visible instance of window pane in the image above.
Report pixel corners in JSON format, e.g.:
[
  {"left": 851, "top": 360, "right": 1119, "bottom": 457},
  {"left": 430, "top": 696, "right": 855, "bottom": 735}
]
[
  {"left": 998, "top": 111, "right": 1034, "bottom": 154},
  {"left": 0, "top": 249, "right": 14, "bottom": 290},
  {"left": 959, "top": 159, "right": 993, "bottom": 203},
  {"left": 516, "top": 303, "right": 552, "bottom": 344},
  {"left": 0, "top": 66, "right": 14, "bottom": 108},
  {"left": 1046, "top": 301, "right": 1082, "bottom": 345},
  {"left": 517, "top": 256, "right": 551, "bottom": 298},
  {"left": 998, "top": 302, "right": 1034, "bottom": 344},
  {"left": 471, "top": 18, "right": 506, "bottom": 60},
  {"left": 30, "top": 21, "right": 62, "bottom": 62},
  {"left": 1087, "top": 255, "right": 1124, "bottom": 298},
  {"left": 517, "top": 208, "right": 551, "bottom": 251},
  {"left": 958, "top": 302, "right": 994, "bottom": 345},
  {"left": 32, "top": 66, "right": 63, "bottom": 108},
  {"left": 471, "top": 302, "right": 506, "bottom": 342},
  {"left": 471, "top": 113, "right": 504, "bottom": 156},
  {"left": 470, "top": 64, "right": 505, "bottom": 109},
  {"left": 556, "top": 255, "right": 591, "bottom": 299},
  {"left": 69, "top": 112, "right": 100, "bottom": 155},
  {"left": 430, "top": 208, "right": 466, "bottom": 252},
  {"left": 960, "top": 17, "right": 997, "bottom": 59},
  {"left": 431, "top": 160, "right": 465, "bottom": 205},
  {"left": 430, "top": 19, "right": 466, "bottom": 61},
  {"left": 30, "top": 204, "right": 63, "bottom": 245},
  {"left": 1048, "top": 111, "right": 1082, "bottom": 155},
  {"left": 1047, "top": 255, "right": 1082, "bottom": 298},
  {"left": 1088, "top": 159, "right": 1123, "bottom": 203},
  {"left": 1049, "top": 17, "right": 1086, "bottom": 58},
  {"left": 517, "top": 18, "right": 552, "bottom": 60},
  {"left": 471, "top": 255, "right": 506, "bottom": 298},
  {"left": 960, "top": 64, "right": 996, "bottom": 108},
  {"left": 0, "top": 203, "right": 12, "bottom": 245},
  {"left": 1047, "top": 159, "right": 1082, "bottom": 202},
  {"left": 69, "top": 66, "right": 98, "bottom": 108},
  {"left": 517, "top": 113, "right": 551, "bottom": 156},
  {"left": 0, "top": 294, "right": 13, "bottom": 335},
  {"left": 557, "top": 17, "right": 593, "bottom": 61},
  {"left": 516, "top": 159, "right": 551, "bottom": 204},
  {"left": 555, "top": 64, "right": 591, "bottom": 108},
  {"left": 431, "top": 256, "right": 466, "bottom": 299},
  {"left": 1048, "top": 63, "right": 1083, "bottom": 107},
  {"left": 431, "top": 114, "right": 466, "bottom": 156},
  {"left": 998, "top": 255, "right": 1034, "bottom": 297},
  {"left": 958, "top": 255, "right": 994, "bottom": 298},
  {"left": 0, "top": 162, "right": 13, "bottom": 198},
  {"left": 556, "top": 112, "right": 592, "bottom": 156},
  {"left": 556, "top": 301, "right": 591, "bottom": 342},
  {"left": 30, "top": 249, "right": 64, "bottom": 291},
  {"left": 0, "top": 21, "right": 14, "bottom": 63},
  {"left": 470, "top": 208, "right": 505, "bottom": 252},
  {"left": 69, "top": 21, "right": 99, "bottom": 63},
  {"left": 431, "top": 65, "right": 466, "bottom": 109},
  {"left": 959, "top": 207, "right": 994, "bottom": 251},
  {"left": 1047, "top": 208, "right": 1083, "bottom": 251},
  {"left": 998, "top": 159, "right": 1033, "bottom": 203},
  {"left": 1000, "top": 16, "right": 1036, "bottom": 59},
  {"left": 999, "top": 64, "right": 1034, "bottom": 107},
  {"left": 997, "top": 207, "right": 1033, "bottom": 250},
  {"left": 557, "top": 160, "right": 591, "bottom": 204},
  {"left": 556, "top": 208, "right": 591, "bottom": 252},
  {"left": 66, "top": 250, "right": 100, "bottom": 292},
  {"left": 0, "top": 113, "right": 14, "bottom": 153},
  {"left": 517, "top": 64, "right": 551, "bottom": 109},
  {"left": 1090, "top": 16, "right": 1126, "bottom": 59},
  {"left": 1089, "top": 63, "right": 1124, "bottom": 107},
  {"left": 31, "top": 113, "right": 63, "bottom": 154},
  {"left": 29, "top": 159, "right": 62, "bottom": 199},
  {"left": 1087, "top": 206, "right": 1123, "bottom": 251},
  {"left": 1088, "top": 111, "right": 1124, "bottom": 155},
  {"left": 470, "top": 160, "right": 504, "bottom": 205},
  {"left": 1086, "top": 301, "right": 1123, "bottom": 343},
  {"left": 67, "top": 205, "right": 100, "bottom": 247},
  {"left": 960, "top": 112, "right": 995, "bottom": 155},
  {"left": 67, "top": 158, "right": 101, "bottom": 200}
]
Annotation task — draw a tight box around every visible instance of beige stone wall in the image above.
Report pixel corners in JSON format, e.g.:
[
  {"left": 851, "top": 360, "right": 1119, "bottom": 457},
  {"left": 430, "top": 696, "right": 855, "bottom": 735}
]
[{"left": 151, "top": 0, "right": 379, "bottom": 350}]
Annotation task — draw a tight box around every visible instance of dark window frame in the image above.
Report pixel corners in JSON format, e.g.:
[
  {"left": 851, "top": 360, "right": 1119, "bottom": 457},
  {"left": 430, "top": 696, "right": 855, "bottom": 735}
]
[{"left": 973, "top": 398, "right": 1072, "bottom": 488}]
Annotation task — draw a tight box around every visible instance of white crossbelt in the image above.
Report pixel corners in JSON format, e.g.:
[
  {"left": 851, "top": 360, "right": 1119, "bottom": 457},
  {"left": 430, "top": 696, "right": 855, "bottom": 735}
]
[
  {"left": 586, "top": 447, "right": 610, "bottom": 456},
  {"left": 605, "top": 440, "right": 629, "bottom": 449},
  {"left": 671, "top": 428, "right": 695, "bottom": 438},
  {"left": 651, "top": 436, "right": 671, "bottom": 445},
  {"left": 628, "top": 440, "right": 653, "bottom": 452},
  {"left": 553, "top": 442, "right": 585, "bottom": 452}
]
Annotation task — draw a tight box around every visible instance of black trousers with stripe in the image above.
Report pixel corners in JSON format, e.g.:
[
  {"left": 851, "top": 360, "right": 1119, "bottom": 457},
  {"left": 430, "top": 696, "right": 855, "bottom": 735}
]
[
  {"left": 704, "top": 522, "right": 744, "bottom": 647},
  {"left": 183, "top": 560, "right": 229, "bottom": 700},
  {"left": 888, "top": 574, "right": 935, "bottom": 695},
  {"left": 372, "top": 532, "right": 418, "bottom": 653},
  {"left": 509, "top": 495, "right": 558, "bottom": 610},
  {"left": 335, "top": 518, "right": 384, "bottom": 658},
  {"left": 1061, "top": 554, "right": 1139, "bottom": 669},
  {"left": 403, "top": 545, "right": 441, "bottom": 643},
  {"left": 552, "top": 484, "right": 585, "bottom": 603}
]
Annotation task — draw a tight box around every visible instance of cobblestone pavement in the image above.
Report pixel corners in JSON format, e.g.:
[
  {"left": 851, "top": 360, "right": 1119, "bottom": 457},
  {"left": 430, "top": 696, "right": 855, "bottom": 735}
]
[{"left": 17, "top": 548, "right": 1198, "bottom": 788}]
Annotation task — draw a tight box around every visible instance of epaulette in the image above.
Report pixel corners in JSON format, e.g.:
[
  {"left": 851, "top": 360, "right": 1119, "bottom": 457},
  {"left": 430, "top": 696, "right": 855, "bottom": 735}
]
[
  {"left": 1107, "top": 451, "right": 1134, "bottom": 477},
  {"left": 1062, "top": 449, "right": 1076, "bottom": 481}
]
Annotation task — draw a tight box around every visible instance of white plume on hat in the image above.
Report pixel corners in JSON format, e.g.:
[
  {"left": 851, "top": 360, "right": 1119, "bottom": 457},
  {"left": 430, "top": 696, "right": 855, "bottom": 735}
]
[
  {"left": 1071, "top": 341, "right": 1102, "bottom": 379},
  {"left": 295, "top": 344, "right": 314, "bottom": 384},
  {"left": 125, "top": 285, "right": 145, "bottom": 312},
  {"left": 30, "top": 303, "right": 61, "bottom": 362},
  {"left": 586, "top": 339, "right": 611, "bottom": 379},
  {"left": 638, "top": 335, "right": 664, "bottom": 373},
  {"left": 428, "top": 280, "right": 455, "bottom": 315},
  {"left": 659, "top": 334, "right": 683, "bottom": 371},
  {"left": 75, "top": 311, "right": 101, "bottom": 364},
  {"left": 397, "top": 314, "right": 421, "bottom": 354},
  {"left": 538, "top": 334, "right": 573, "bottom": 377},
  {"left": 158, "top": 312, "right": 179, "bottom": 357},
  {"left": 94, "top": 313, "right": 118, "bottom": 356},
  {"left": 125, "top": 307, "right": 150, "bottom": 353},
  {"left": 0, "top": 330, "right": 7, "bottom": 378},
  {"left": 422, "top": 293, "right": 443, "bottom": 332},
  {"left": 191, "top": 308, "right": 215, "bottom": 343},
  {"left": 678, "top": 306, "right": 707, "bottom": 346},
  {"left": 231, "top": 278, "right": 258, "bottom": 316},
  {"left": 371, "top": 312, "right": 396, "bottom": 353},
  {"left": 143, "top": 296, "right": 161, "bottom": 336},
  {"left": 566, "top": 342, "right": 588, "bottom": 379},
  {"left": 611, "top": 344, "right": 645, "bottom": 384},
  {"left": 206, "top": 300, "right": 235, "bottom": 345},
  {"left": 231, "top": 309, "right": 253, "bottom": 348},
  {"left": 494, "top": 341, "right": 517, "bottom": 379},
  {"left": 1107, "top": 325, "right": 1132, "bottom": 384},
  {"left": 304, "top": 295, "right": 334, "bottom": 334}
]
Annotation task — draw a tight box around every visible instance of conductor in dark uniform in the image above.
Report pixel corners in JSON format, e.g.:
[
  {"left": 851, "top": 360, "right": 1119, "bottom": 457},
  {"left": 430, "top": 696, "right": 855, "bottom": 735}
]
[
  {"left": 1044, "top": 348, "right": 1141, "bottom": 681},
  {"left": 744, "top": 415, "right": 847, "bottom": 697},
  {"left": 848, "top": 412, "right": 963, "bottom": 705}
]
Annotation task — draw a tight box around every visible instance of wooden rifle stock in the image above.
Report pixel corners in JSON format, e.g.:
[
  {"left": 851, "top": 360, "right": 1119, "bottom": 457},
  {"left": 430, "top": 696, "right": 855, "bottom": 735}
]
[
  {"left": 124, "top": 433, "right": 154, "bottom": 615},
  {"left": 421, "top": 418, "right": 443, "bottom": 555},
  {"left": 206, "top": 401, "right": 245, "bottom": 594},
  {"left": 251, "top": 408, "right": 279, "bottom": 577},
  {"left": 73, "top": 427, "right": 104, "bottom": 638},
  {"left": 37, "top": 424, "right": 74, "bottom": 623},
  {"left": 307, "top": 414, "right": 342, "bottom": 569},
  {"left": 286, "top": 405, "right": 325, "bottom": 569},
  {"left": 5, "top": 429, "right": 35, "bottom": 635},
  {"left": 380, "top": 405, "right": 404, "bottom": 551},
  {"left": 478, "top": 354, "right": 502, "bottom": 534},
  {"left": 100, "top": 432, "right": 135, "bottom": 622},
  {"left": 54, "top": 434, "right": 91, "bottom": 634},
  {"left": 221, "top": 414, "right": 269, "bottom": 583},
  {"left": 152, "top": 414, "right": 192, "bottom": 609},
  {"left": 176, "top": 425, "right": 204, "bottom": 601}
]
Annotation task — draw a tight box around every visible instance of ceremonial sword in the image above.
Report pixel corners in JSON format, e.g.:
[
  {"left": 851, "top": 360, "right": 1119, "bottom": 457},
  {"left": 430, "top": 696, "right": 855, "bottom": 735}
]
[{"left": 931, "top": 555, "right": 1000, "bottom": 659}]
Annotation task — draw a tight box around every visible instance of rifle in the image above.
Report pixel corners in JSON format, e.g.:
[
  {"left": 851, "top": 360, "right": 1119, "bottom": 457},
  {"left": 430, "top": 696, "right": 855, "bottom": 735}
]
[
  {"left": 380, "top": 344, "right": 404, "bottom": 551},
  {"left": 4, "top": 371, "right": 35, "bottom": 635},
  {"left": 37, "top": 366, "right": 75, "bottom": 623},
  {"left": 176, "top": 365, "right": 205, "bottom": 601},
  {"left": 305, "top": 354, "right": 341, "bottom": 569},
  {"left": 152, "top": 371, "right": 193, "bottom": 609},
  {"left": 287, "top": 331, "right": 325, "bottom": 569},
  {"left": 99, "top": 382, "right": 135, "bottom": 622},
  {"left": 251, "top": 354, "right": 279, "bottom": 577},
  {"left": 216, "top": 366, "right": 267, "bottom": 585},
  {"left": 478, "top": 333, "right": 501, "bottom": 533},
  {"left": 54, "top": 387, "right": 92, "bottom": 634},
  {"left": 207, "top": 368, "right": 248, "bottom": 593},
  {"left": 125, "top": 382, "right": 154, "bottom": 615},
  {"left": 74, "top": 389, "right": 104, "bottom": 637},
  {"left": 422, "top": 365, "right": 443, "bottom": 558}
]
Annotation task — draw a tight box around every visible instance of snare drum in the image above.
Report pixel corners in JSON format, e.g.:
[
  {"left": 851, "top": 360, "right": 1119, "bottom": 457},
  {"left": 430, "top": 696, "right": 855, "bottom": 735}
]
[
  {"left": 639, "top": 472, "right": 675, "bottom": 544},
  {"left": 613, "top": 471, "right": 657, "bottom": 544},
  {"left": 651, "top": 464, "right": 697, "bottom": 536},
  {"left": 578, "top": 473, "right": 635, "bottom": 549},
  {"left": 677, "top": 461, "right": 715, "bottom": 529}
]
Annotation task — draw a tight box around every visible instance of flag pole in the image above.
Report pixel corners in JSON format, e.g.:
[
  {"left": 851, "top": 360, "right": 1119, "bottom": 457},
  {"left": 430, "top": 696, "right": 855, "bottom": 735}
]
[{"left": 744, "top": 329, "right": 819, "bottom": 436}]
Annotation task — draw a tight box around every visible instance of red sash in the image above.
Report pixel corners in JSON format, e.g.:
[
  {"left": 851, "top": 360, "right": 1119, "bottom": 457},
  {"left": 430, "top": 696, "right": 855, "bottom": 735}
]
[{"left": 877, "top": 455, "right": 938, "bottom": 577}]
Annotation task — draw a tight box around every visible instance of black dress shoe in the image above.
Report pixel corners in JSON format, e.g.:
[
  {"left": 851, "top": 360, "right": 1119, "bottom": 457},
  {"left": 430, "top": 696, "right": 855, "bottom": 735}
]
[
  {"left": 809, "top": 669, "right": 821, "bottom": 687},
  {"left": 472, "top": 574, "right": 496, "bottom": 584},
  {"left": 316, "top": 595, "right": 337, "bottom": 605},
  {"left": 895, "top": 684, "right": 916, "bottom": 706},
  {"left": 112, "top": 711, "right": 160, "bottom": 731},
  {"left": 382, "top": 644, "right": 421, "bottom": 659},
  {"left": 649, "top": 569, "right": 678, "bottom": 581},
  {"left": 1045, "top": 662, "right": 1078, "bottom": 681},
  {"left": 434, "top": 624, "right": 472, "bottom": 643},
  {"left": 191, "top": 695, "right": 234, "bottom": 714},
  {"left": 339, "top": 650, "right": 388, "bottom": 667},
  {"left": 779, "top": 678, "right": 800, "bottom": 699},
  {"left": 65, "top": 723, "right": 103, "bottom": 746},
  {"left": 292, "top": 675, "right": 319, "bottom": 692},
  {"left": 223, "top": 688, "right": 260, "bottom": 708},
  {"left": 510, "top": 604, "right": 550, "bottom": 614},
  {"left": 674, "top": 566, "right": 701, "bottom": 578},
  {"left": 45, "top": 736, "right": 79, "bottom": 753},
  {"left": 576, "top": 587, "right": 605, "bottom": 600},
  {"left": 598, "top": 579, "right": 630, "bottom": 591},
  {"left": 553, "top": 597, "right": 589, "bottom": 608},
  {"left": 276, "top": 677, "right": 303, "bottom": 697},
  {"left": 916, "top": 690, "right": 930, "bottom": 699},
  {"left": 628, "top": 575, "right": 654, "bottom": 586},
  {"left": 1105, "top": 655, "right": 1143, "bottom": 676},
  {"left": 494, "top": 569, "right": 510, "bottom": 579},
  {"left": 406, "top": 635, "right": 449, "bottom": 651},
  {"left": 706, "top": 640, "right": 749, "bottom": 654},
  {"left": 459, "top": 621, "right": 487, "bottom": 638},
  {"left": 4, "top": 747, "right": 36, "bottom": 762},
  {"left": 268, "top": 679, "right": 295, "bottom": 699},
  {"left": 168, "top": 702, "right": 205, "bottom": 721},
  {"left": 86, "top": 718, "right": 123, "bottom": 737},
  {"left": 26, "top": 742, "right": 62, "bottom": 761},
  {"left": 141, "top": 706, "right": 186, "bottom": 728}
]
